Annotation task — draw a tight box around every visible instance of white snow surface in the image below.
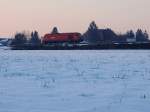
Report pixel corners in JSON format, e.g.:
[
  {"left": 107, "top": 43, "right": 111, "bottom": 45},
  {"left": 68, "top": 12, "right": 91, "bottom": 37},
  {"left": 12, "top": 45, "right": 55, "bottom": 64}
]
[{"left": 0, "top": 50, "right": 150, "bottom": 112}]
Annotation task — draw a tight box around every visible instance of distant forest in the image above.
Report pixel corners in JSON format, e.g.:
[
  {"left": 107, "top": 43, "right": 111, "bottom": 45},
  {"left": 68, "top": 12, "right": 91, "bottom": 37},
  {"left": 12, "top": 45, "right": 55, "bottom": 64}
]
[{"left": 10, "top": 21, "right": 149, "bottom": 46}]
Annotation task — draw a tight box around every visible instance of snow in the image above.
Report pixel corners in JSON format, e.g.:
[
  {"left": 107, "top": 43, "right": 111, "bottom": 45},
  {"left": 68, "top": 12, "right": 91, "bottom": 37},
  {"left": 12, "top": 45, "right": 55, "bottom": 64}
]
[{"left": 0, "top": 50, "right": 150, "bottom": 112}]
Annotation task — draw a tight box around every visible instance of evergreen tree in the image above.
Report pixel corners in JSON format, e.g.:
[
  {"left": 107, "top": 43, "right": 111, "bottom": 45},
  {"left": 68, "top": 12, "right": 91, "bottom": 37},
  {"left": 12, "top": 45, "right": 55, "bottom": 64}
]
[
  {"left": 136, "top": 29, "right": 149, "bottom": 42},
  {"left": 51, "top": 27, "right": 59, "bottom": 34},
  {"left": 88, "top": 21, "right": 98, "bottom": 31},
  {"left": 126, "top": 30, "right": 135, "bottom": 38},
  {"left": 30, "top": 31, "right": 41, "bottom": 45},
  {"left": 144, "top": 30, "right": 149, "bottom": 39},
  {"left": 83, "top": 21, "right": 102, "bottom": 44}
]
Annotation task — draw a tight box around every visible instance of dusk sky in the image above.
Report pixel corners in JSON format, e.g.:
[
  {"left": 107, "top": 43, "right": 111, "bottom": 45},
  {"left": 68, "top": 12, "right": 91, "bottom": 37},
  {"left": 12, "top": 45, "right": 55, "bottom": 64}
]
[{"left": 0, "top": 0, "right": 150, "bottom": 36}]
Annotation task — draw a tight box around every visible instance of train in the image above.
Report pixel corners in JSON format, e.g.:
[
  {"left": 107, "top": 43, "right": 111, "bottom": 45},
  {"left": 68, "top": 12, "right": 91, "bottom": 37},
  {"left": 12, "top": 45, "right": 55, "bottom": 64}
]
[{"left": 42, "top": 32, "right": 82, "bottom": 45}]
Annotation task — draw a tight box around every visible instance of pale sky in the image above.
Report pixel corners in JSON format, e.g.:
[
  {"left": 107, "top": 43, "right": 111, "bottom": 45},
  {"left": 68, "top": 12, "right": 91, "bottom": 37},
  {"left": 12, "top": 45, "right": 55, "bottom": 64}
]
[{"left": 0, "top": 0, "right": 150, "bottom": 36}]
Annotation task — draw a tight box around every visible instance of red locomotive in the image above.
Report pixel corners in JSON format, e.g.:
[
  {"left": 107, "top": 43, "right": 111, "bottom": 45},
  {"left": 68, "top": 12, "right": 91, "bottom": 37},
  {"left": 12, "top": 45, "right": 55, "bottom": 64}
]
[{"left": 42, "top": 33, "right": 81, "bottom": 44}]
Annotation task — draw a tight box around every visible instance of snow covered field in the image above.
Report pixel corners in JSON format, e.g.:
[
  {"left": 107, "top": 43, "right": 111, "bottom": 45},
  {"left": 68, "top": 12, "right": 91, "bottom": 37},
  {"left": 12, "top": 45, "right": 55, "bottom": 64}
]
[{"left": 0, "top": 50, "right": 150, "bottom": 112}]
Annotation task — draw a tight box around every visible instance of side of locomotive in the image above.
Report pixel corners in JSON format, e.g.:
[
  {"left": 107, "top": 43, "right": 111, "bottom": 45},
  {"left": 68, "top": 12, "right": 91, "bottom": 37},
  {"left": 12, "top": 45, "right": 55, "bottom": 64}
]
[{"left": 42, "top": 33, "right": 82, "bottom": 45}]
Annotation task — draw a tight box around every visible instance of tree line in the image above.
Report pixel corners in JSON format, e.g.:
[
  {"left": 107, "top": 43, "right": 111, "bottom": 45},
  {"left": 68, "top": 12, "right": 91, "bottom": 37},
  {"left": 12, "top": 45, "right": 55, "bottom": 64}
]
[
  {"left": 10, "top": 21, "right": 149, "bottom": 46},
  {"left": 11, "top": 31, "right": 41, "bottom": 46},
  {"left": 83, "top": 21, "right": 149, "bottom": 44},
  {"left": 10, "top": 27, "right": 60, "bottom": 46}
]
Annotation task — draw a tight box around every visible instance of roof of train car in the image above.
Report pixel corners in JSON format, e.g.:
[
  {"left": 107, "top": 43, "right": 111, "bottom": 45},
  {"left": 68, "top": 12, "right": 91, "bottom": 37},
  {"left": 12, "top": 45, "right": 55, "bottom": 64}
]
[{"left": 43, "top": 32, "right": 81, "bottom": 42}]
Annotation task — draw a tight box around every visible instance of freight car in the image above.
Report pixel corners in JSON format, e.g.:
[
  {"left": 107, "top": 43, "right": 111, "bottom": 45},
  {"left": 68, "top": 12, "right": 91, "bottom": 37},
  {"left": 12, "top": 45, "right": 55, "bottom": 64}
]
[{"left": 42, "top": 33, "right": 82, "bottom": 45}]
